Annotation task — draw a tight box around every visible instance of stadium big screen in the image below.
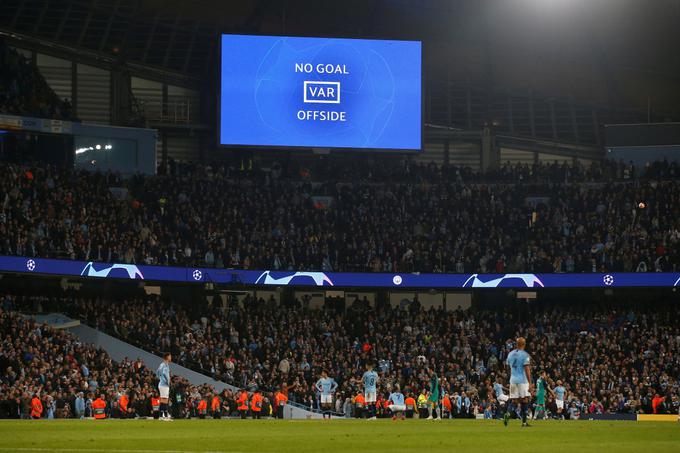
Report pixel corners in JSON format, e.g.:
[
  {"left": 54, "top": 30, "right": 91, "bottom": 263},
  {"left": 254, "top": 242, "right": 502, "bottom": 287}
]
[{"left": 219, "top": 34, "right": 422, "bottom": 150}]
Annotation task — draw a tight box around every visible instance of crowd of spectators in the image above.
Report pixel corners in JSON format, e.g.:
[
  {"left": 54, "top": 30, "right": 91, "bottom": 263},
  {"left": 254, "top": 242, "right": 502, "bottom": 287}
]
[
  {"left": 11, "top": 293, "right": 679, "bottom": 418},
  {"left": 0, "top": 302, "right": 255, "bottom": 419},
  {"left": 0, "top": 38, "right": 73, "bottom": 120},
  {"left": 1, "top": 158, "right": 679, "bottom": 274}
]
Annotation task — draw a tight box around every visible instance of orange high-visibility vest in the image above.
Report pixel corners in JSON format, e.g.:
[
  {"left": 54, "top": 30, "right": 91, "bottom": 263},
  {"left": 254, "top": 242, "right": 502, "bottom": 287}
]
[
  {"left": 355, "top": 394, "right": 365, "bottom": 408},
  {"left": 119, "top": 395, "right": 129, "bottom": 413},
  {"left": 30, "top": 397, "right": 43, "bottom": 418},
  {"left": 197, "top": 399, "right": 207, "bottom": 415},
  {"left": 251, "top": 393, "right": 263, "bottom": 412},
  {"left": 442, "top": 396, "right": 452, "bottom": 411},
  {"left": 93, "top": 398, "right": 106, "bottom": 419},
  {"left": 151, "top": 397, "right": 160, "bottom": 412},
  {"left": 211, "top": 396, "right": 220, "bottom": 412},
  {"left": 405, "top": 397, "right": 416, "bottom": 410},
  {"left": 275, "top": 391, "right": 288, "bottom": 407},
  {"left": 237, "top": 391, "right": 248, "bottom": 411}
]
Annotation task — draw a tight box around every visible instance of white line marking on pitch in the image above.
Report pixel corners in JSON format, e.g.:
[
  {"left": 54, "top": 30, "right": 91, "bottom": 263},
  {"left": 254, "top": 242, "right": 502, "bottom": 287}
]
[{"left": 1, "top": 449, "right": 246, "bottom": 453}]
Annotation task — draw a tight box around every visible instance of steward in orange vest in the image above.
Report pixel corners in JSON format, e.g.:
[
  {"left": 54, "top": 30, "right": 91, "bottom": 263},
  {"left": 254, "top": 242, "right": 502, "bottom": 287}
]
[
  {"left": 250, "top": 391, "right": 263, "bottom": 419},
  {"left": 442, "top": 394, "right": 452, "bottom": 419},
  {"left": 274, "top": 388, "right": 288, "bottom": 419},
  {"left": 405, "top": 395, "right": 416, "bottom": 418},
  {"left": 197, "top": 398, "right": 208, "bottom": 419},
  {"left": 354, "top": 393, "right": 365, "bottom": 419},
  {"left": 93, "top": 395, "right": 107, "bottom": 419},
  {"left": 151, "top": 396, "right": 161, "bottom": 419},
  {"left": 119, "top": 394, "right": 129, "bottom": 419},
  {"left": 237, "top": 390, "right": 248, "bottom": 419},
  {"left": 211, "top": 395, "right": 221, "bottom": 419},
  {"left": 30, "top": 394, "right": 43, "bottom": 419}
]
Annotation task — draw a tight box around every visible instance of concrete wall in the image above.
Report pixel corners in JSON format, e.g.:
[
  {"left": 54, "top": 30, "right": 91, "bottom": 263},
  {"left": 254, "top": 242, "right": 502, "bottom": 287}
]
[
  {"left": 293, "top": 291, "right": 325, "bottom": 310},
  {"left": 446, "top": 292, "right": 473, "bottom": 311},
  {"left": 345, "top": 291, "right": 375, "bottom": 308},
  {"left": 390, "top": 291, "right": 472, "bottom": 311},
  {"left": 390, "top": 291, "right": 444, "bottom": 310}
]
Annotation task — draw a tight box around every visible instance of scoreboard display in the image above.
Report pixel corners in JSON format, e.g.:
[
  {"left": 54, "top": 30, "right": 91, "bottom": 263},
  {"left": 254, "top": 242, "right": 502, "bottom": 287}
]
[{"left": 219, "top": 34, "right": 422, "bottom": 151}]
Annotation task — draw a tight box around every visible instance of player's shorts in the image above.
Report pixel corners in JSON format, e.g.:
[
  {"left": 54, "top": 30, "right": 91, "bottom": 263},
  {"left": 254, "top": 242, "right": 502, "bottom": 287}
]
[
  {"left": 388, "top": 404, "right": 406, "bottom": 412},
  {"left": 158, "top": 385, "right": 170, "bottom": 399},
  {"left": 509, "top": 383, "right": 530, "bottom": 399},
  {"left": 497, "top": 394, "right": 509, "bottom": 403},
  {"left": 364, "top": 392, "right": 377, "bottom": 403},
  {"left": 556, "top": 399, "right": 564, "bottom": 410},
  {"left": 320, "top": 394, "right": 333, "bottom": 404}
]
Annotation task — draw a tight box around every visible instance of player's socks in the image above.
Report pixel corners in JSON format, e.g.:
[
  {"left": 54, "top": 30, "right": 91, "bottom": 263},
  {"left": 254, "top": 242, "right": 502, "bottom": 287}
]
[{"left": 520, "top": 402, "right": 527, "bottom": 424}]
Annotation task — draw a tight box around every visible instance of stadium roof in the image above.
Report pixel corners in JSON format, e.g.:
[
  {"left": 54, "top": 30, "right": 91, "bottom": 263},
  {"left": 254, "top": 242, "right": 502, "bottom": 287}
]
[{"left": 1, "top": 0, "right": 678, "bottom": 118}]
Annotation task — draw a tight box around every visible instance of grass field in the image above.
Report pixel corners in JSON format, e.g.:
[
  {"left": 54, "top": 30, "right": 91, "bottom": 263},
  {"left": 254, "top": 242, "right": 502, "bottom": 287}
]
[{"left": 1, "top": 419, "right": 679, "bottom": 453}]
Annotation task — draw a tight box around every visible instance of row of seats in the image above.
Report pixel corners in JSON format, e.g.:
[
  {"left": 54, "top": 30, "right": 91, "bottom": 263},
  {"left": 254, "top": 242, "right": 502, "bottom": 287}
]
[
  {"left": 4, "top": 293, "right": 677, "bottom": 416},
  {"left": 1, "top": 159, "right": 678, "bottom": 273}
]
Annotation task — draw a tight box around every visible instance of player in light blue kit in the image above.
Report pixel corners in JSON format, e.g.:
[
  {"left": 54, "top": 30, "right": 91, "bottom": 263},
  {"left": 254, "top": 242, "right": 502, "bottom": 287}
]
[
  {"left": 156, "top": 352, "right": 172, "bottom": 420},
  {"left": 315, "top": 370, "right": 338, "bottom": 419},
  {"left": 553, "top": 380, "right": 566, "bottom": 419},
  {"left": 493, "top": 376, "right": 510, "bottom": 417},
  {"left": 388, "top": 385, "right": 406, "bottom": 420},
  {"left": 354, "top": 363, "right": 379, "bottom": 420},
  {"left": 505, "top": 337, "right": 532, "bottom": 427}
]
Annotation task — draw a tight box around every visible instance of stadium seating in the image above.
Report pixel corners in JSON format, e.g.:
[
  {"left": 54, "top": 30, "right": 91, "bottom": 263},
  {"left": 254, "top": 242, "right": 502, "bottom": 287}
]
[
  {"left": 0, "top": 305, "right": 235, "bottom": 419},
  {"left": 0, "top": 38, "right": 73, "bottom": 120},
  {"left": 0, "top": 159, "right": 678, "bottom": 274},
  {"left": 4, "top": 293, "right": 678, "bottom": 418}
]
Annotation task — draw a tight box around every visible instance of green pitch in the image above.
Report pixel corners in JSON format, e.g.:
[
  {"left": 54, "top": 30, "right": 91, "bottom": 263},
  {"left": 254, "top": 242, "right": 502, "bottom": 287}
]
[{"left": 1, "top": 419, "right": 679, "bottom": 453}]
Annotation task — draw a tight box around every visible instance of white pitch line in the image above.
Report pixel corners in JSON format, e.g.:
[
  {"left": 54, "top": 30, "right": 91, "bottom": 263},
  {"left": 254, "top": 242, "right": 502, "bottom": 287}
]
[{"left": 1, "top": 449, "right": 245, "bottom": 453}]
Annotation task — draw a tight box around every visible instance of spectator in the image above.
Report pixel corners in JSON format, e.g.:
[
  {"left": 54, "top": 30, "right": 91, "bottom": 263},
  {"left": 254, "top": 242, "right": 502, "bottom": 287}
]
[
  {"left": 1, "top": 159, "right": 678, "bottom": 274},
  {"left": 8, "top": 292, "right": 677, "bottom": 417}
]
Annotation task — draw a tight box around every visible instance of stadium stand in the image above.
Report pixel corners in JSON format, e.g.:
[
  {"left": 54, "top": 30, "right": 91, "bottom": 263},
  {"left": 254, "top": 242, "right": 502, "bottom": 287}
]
[
  {"left": 1, "top": 3, "right": 680, "bottom": 453},
  {"left": 3, "top": 293, "right": 678, "bottom": 418},
  {"left": 0, "top": 304, "right": 242, "bottom": 419},
  {"left": 0, "top": 159, "right": 679, "bottom": 274},
  {"left": 0, "top": 38, "right": 73, "bottom": 120}
]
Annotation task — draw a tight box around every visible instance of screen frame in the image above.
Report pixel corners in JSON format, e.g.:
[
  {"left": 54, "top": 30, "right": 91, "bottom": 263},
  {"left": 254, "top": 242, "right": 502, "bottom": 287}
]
[{"left": 217, "top": 33, "right": 424, "bottom": 153}]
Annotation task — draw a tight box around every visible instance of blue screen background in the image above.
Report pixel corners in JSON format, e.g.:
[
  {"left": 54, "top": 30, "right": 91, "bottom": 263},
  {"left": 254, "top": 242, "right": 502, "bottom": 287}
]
[{"left": 220, "top": 35, "right": 421, "bottom": 150}]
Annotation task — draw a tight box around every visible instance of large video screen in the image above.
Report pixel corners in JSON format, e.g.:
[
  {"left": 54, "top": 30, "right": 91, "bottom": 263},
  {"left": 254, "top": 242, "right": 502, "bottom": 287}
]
[{"left": 219, "top": 35, "right": 422, "bottom": 150}]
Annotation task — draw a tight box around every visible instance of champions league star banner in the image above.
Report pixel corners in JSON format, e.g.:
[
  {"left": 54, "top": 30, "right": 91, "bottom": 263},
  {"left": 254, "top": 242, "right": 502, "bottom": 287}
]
[
  {"left": 2, "top": 255, "right": 680, "bottom": 289},
  {"left": 219, "top": 35, "right": 422, "bottom": 150}
]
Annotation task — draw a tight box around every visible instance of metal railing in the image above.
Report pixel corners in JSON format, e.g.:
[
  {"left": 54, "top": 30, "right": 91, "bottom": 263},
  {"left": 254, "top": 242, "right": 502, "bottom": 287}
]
[{"left": 140, "top": 98, "right": 193, "bottom": 124}]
